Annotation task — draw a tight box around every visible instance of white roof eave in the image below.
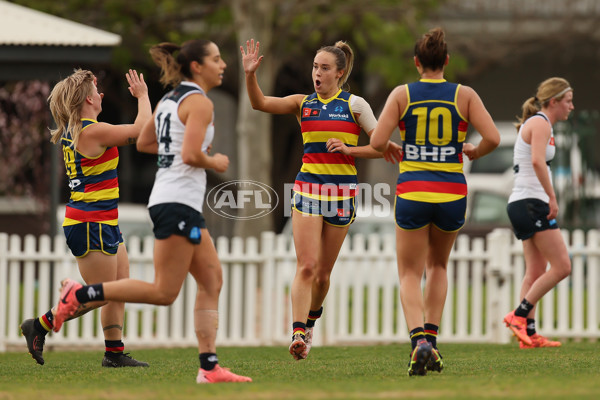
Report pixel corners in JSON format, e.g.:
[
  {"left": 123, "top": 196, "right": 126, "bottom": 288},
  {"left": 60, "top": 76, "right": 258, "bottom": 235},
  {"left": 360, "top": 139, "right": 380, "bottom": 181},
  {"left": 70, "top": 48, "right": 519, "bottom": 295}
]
[{"left": 0, "top": 1, "right": 121, "bottom": 47}]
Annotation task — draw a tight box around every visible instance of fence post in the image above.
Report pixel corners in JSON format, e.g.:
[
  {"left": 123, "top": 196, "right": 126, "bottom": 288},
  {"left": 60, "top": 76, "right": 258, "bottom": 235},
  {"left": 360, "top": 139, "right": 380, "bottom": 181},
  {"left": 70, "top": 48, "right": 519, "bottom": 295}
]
[
  {"left": 0, "top": 233, "right": 8, "bottom": 352},
  {"left": 486, "top": 228, "right": 513, "bottom": 343},
  {"left": 260, "top": 231, "right": 275, "bottom": 345},
  {"left": 586, "top": 230, "right": 599, "bottom": 337}
]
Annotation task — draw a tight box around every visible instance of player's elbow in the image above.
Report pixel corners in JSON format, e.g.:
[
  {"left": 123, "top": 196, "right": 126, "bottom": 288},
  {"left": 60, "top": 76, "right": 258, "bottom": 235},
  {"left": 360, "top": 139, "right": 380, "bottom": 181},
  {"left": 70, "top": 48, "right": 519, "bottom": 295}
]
[
  {"left": 181, "top": 149, "right": 201, "bottom": 166},
  {"left": 531, "top": 158, "right": 546, "bottom": 170},
  {"left": 370, "top": 137, "right": 386, "bottom": 153},
  {"left": 136, "top": 140, "right": 151, "bottom": 154},
  {"left": 250, "top": 100, "right": 264, "bottom": 111},
  {"left": 488, "top": 134, "right": 501, "bottom": 149},
  {"left": 155, "top": 291, "right": 179, "bottom": 306},
  {"left": 371, "top": 143, "right": 386, "bottom": 153}
]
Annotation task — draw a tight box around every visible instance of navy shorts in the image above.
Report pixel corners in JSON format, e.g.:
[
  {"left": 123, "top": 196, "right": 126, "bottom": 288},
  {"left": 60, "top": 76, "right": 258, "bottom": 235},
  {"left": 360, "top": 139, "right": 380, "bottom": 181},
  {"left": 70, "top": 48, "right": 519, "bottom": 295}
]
[
  {"left": 292, "top": 192, "right": 355, "bottom": 227},
  {"left": 149, "top": 203, "right": 206, "bottom": 244},
  {"left": 395, "top": 196, "right": 466, "bottom": 232},
  {"left": 507, "top": 198, "right": 558, "bottom": 240},
  {"left": 63, "top": 222, "right": 123, "bottom": 258}
]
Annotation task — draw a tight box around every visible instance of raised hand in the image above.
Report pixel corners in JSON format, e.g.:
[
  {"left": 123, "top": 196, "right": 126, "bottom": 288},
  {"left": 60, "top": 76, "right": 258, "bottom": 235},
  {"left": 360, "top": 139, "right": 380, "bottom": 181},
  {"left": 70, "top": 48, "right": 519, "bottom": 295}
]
[
  {"left": 240, "top": 39, "right": 264, "bottom": 73},
  {"left": 125, "top": 69, "right": 148, "bottom": 99}
]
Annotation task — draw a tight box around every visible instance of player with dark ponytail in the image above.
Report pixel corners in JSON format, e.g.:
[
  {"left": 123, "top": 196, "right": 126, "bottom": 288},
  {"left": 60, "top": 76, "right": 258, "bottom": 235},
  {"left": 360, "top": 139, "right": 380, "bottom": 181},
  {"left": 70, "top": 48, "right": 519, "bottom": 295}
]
[
  {"left": 52, "top": 39, "right": 251, "bottom": 383},
  {"left": 371, "top": 27, "right": 500, "bottom": 376}
]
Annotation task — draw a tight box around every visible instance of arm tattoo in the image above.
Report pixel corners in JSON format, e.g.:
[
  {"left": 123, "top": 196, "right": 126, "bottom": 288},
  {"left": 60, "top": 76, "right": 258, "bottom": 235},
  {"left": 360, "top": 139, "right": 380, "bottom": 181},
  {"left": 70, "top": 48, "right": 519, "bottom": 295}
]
[{"left": 126, "top": 137, "right": 137, "bottom": 145}]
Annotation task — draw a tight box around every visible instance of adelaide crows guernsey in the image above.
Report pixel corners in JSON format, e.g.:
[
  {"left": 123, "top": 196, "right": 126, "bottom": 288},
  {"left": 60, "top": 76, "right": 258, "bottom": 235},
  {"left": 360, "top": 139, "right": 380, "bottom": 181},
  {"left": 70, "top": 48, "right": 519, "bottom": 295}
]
[
  {"left": 397, "top": 79, "right": 468, "bottom": 203},
  {"left": 148, "top": 81, "right": 214, "bottom": 212},
  {"left": 295, "top": 89, "right": 360, "bottom": 201},
  {"left": 61, "top": 119, "right": 119, "bottom": 226}
]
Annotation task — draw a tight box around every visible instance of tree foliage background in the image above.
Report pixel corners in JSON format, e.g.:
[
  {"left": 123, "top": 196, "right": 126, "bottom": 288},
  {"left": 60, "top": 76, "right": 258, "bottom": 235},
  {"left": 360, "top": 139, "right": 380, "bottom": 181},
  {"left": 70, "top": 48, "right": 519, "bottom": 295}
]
[
  {"left": 0, "top": 81, "right": 50, "bottom": 198},
  {"left": 7, "top": 0, "right": 449, "bottom": 236}
]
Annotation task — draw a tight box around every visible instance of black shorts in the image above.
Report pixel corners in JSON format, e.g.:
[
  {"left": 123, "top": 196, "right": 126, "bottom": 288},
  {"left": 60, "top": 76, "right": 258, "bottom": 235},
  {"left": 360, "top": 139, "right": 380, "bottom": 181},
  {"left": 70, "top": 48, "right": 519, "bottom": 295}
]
[
  {"left": 506, "top": 198, "right": 558, "bottom": 240},
  {"left": 149, "top": 203, "right": 206, "bottom": 244}
]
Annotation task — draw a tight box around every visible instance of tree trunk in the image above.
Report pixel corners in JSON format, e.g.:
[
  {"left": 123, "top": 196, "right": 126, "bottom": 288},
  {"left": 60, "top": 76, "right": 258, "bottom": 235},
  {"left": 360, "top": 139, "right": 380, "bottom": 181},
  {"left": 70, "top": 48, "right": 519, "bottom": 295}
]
[{"left": 231, "top": 0, "right": 278, "bottom": 237}]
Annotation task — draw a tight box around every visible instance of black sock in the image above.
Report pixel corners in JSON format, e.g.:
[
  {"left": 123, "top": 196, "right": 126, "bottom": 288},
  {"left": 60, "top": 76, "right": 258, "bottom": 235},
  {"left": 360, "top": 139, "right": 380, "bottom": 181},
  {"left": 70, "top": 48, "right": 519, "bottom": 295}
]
[
  {"left": 292, "top": 321, "right": 306, "bottom": 339},
  {"left": 526, "top": 319, "right": 536, "bottom": 336},
  {"left": 105, "top": 340, "right": 124, "bottom": 357},
  {"left": 515, "top": 298, "right": 534, "bottom": 318},
  {"left": 199, "top": 353, "right": 219, "bottom": 371},
  {"left": 409, "top": 327, "right": 425, "bottom": 350},
  {"left": 34, "top": 310, "right": 54, "bottom": 334},
  {"left": 306, "top": 307, "right": 323, "bottom": 328},
  {"left": 75, "top": 283, "right": 104, "bottom": 303},
  {"left": 424, "top": 323, "right": 439, "bottom": 349}
]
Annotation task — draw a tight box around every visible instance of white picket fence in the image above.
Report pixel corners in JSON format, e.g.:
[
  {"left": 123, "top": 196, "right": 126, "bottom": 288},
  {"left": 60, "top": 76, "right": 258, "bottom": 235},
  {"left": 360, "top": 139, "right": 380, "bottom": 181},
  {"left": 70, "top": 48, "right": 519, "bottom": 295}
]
[{"left": 1, "top": 228, "right": 599, "bottom": 352}]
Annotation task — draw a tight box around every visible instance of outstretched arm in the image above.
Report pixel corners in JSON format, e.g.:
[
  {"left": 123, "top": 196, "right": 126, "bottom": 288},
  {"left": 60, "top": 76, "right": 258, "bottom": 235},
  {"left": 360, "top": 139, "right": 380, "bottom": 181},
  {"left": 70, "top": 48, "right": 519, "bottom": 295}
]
[
  {"left": 241, "top": 39, "right": 303, "bottom": 115},
  {"left": 127, "top": 69, "right": 153, "bottom": 139},
  {"left": 82, "top": 70, "right": 152, "bottom": 149}
]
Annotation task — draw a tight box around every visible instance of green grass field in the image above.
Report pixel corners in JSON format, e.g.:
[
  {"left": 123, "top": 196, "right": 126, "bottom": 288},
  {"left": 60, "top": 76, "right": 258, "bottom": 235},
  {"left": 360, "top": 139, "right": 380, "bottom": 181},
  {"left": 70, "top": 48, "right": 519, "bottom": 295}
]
[{"left": 1, "top": 342, "right": 598, "bottom": 399}]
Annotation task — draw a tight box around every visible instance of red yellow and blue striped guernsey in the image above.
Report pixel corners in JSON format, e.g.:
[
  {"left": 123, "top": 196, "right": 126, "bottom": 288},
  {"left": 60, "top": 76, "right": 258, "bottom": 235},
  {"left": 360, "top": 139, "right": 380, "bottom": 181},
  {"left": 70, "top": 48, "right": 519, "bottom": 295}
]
[
  {"left": 60, "top": 119, "right": 119, "bottom": 226},
  {"left": 294, "top": 89, "right": 360, "bottom": 200},
  {"left": 397, "top": 79, "right": 469, "bottom": 203}
]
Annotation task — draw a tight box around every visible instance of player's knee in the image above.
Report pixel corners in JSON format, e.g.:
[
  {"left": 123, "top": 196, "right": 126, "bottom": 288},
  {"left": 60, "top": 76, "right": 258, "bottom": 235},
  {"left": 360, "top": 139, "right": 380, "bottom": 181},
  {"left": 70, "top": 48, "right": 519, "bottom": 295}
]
[
  {"left": 427, "top": 261, "right": 447, "bottom": 271},
  {"left": 314, "top": 272, "right": 330, "bottom": 288},
  {"left": 297, "top": 258, "right": 318, "bottom": 280},
  {"left": 214, "top": 275, "right": 223, "bottom": 292},
  {"left": 557, "top": 260, "right": 571, "bottom": 280},
  {"left": 154, "top": 289, "right": 180, "bottom": 305}
]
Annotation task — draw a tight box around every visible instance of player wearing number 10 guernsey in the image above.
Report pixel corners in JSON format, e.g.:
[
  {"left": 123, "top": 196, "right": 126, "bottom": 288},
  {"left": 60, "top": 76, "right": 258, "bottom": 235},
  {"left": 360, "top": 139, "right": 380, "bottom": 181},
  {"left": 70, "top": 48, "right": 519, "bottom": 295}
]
[
  {"left": 397, "top": 80, "right": 468, "bottom": 203},
  {"left": 370, "top": 27, "right": 500, "bottom": 376}
]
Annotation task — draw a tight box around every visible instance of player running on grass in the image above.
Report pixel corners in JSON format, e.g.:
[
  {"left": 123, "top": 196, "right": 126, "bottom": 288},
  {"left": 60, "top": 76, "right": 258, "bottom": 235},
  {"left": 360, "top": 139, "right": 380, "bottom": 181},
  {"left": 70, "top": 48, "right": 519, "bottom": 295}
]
[
  {"left": 21, "top": 68, "right": 151, "bottom": 368},
  {"left": 51, "top": 39, "right": 251, "bottom": 383}
]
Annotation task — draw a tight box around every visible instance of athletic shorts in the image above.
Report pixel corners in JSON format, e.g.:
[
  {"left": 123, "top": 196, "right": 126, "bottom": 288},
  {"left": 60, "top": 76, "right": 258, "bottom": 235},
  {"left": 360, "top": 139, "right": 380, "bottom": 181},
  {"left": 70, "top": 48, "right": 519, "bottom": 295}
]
[
  {"left": 395, "top": 196, "right": 466, "bottom": 232},
  {"left": 507, "top": 198, "right": 558, "bottom": 240},
  {"left": 292, "top": 192, "right": 355, "bottom": 227},
  {"left": 63, "top": 222, "right": 123, "bottom": 258},
  {"left": 149, "top": 203, "right": 206, "bottom": 244}
]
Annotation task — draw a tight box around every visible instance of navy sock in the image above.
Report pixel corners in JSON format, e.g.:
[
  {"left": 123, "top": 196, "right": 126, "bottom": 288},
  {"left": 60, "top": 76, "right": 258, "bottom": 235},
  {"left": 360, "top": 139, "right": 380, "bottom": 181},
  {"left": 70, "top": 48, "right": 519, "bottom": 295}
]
[
  {"left": 105, "top": 340, "right": 124, "bottom": 357},
  {"left": 75, "top": 283, "right": 104, "bottom": 303},
  {"left": 199, "top": 353, "right": 219, "bottom": 371},
  {"left": 424, "top": 323, "right": 439, "bottom": 349},
  {"left": 409, "top": 327, "right": 425, "bottom": 350},
  {"left": 306, "top": 307, "right": 323, "bottom": 328},
  {"left": 292, "top": 321, "right": 306, "bottom": 339},
  {"left": 515, "top": 298, "right": 534, "bottom": 318},
  {"left": 34, "top": 310, "right": 54, "bottom": 334}
]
